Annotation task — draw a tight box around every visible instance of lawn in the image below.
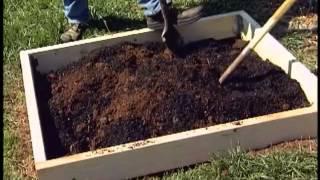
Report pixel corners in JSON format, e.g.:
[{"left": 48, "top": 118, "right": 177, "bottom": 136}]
[
  {"left": 3, "top": 0, "right": 317, "bottom": 179},
  {"left": 158, "top": 140, "right": 317, "bottom": 180}
]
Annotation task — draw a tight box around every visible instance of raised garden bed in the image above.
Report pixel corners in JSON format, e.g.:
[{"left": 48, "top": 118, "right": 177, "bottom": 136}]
[
  {"left": 20, "top": 11, "right": 317, "bottom": 180},
  {"left": 38, "top": 38, "right": 309, "bottom": 156}
]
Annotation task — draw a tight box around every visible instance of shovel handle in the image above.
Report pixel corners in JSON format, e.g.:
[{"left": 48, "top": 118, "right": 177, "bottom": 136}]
[
  {"left": 219, "top": 0, "right": 297, "bottom": 84},
  {"left": 159, "top": 0, "right": 170, "bottom": 40}
]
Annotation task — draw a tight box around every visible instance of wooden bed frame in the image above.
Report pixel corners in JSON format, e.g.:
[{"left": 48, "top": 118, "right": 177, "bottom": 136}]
[{"left": 20, "top": 11, "right": 317, "bottom": 180}]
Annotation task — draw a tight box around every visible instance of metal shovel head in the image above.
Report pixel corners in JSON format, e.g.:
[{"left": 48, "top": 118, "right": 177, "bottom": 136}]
[
  {"left": 159, "top": 0, "right": 184, "bottom": 54},
  {"left": 161, "top": 25, "right": 184, "bottom": 54}
]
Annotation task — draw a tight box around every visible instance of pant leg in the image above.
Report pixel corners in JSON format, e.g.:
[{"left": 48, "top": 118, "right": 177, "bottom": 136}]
[
  {"left": 137, "top": 0, "right": 171, "bottom": 16},
  {"left": 64, "top": 0, "right": 90, "bottom": 24}
]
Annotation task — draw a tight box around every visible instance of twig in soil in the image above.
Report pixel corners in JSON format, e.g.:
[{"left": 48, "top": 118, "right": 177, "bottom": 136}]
[{"left": 206, "top": 58, "right": 211, "bottom": 67}]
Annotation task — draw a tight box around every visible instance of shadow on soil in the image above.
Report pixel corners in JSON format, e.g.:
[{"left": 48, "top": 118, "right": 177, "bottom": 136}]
[{"left": 31, "top": 59, "right": 67, "bottom": 159}]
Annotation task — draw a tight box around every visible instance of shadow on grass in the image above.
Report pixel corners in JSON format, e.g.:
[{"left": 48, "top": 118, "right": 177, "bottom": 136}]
[
  {"left": 83, "top": 0, "right": 316, "bottom": 39},
  {"left": 88, "top": 14, "right": 146, "bottom": 32},
  {"left": 200, "top": 0, "right": 317, "bottom": 39}
]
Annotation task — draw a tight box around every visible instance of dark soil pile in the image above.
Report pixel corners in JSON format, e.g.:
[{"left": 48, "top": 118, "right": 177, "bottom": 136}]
[{"left": 42, "top": 38, "right": 309, "bottom": 155}]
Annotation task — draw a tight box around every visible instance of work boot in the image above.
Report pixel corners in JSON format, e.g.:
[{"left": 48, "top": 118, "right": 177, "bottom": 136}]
[
  {"left": 146, "top": 5, "right": 204, "bottom": 30},
  {"left": 60, "top": 23, "right": 87, "bottom": 43}
]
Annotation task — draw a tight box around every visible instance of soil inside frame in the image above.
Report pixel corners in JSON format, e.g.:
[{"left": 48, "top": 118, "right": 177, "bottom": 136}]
[{"left": 32, "top": 37, "right": 310, "bottom": 158}]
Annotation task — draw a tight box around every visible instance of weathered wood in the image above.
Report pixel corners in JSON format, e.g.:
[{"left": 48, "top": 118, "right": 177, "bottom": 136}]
[
  {"left": 20, "top": 51, "right": 47, "bottom": 162},
  {"left": 19, "top": 11, "right": 318, "bottom": 180}
]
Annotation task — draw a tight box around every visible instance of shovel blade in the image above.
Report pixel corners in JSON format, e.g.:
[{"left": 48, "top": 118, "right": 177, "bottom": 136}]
[{"left": 162, "top": 25, "right": 184, "bottom": 54}]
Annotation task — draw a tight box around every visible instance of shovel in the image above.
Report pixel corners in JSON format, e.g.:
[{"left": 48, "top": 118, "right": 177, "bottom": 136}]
[{"left": 159, "top": 0, "right": 184, "bottom": 53}]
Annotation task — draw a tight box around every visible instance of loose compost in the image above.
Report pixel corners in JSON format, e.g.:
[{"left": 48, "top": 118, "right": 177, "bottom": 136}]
[{"left": 33, "top": 38, "right": 309, "bottom": 157}]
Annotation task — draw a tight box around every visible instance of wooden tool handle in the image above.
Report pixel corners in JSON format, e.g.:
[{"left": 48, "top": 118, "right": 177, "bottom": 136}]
[{"left": 219, "top": 0, "right": 297, "bottom": 84}]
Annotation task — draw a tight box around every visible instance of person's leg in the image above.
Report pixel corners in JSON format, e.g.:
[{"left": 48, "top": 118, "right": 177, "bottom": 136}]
[
  {"left": 61, "top": 0, "right": 90, "bottom": 42},
  {"left": 137, "top": 0, "right": 171, "bottom": 16},
  {"left": 64, "top": 0, "right": 90, "bottom": 24},
  {"left": 137, "top": 0, "right": 203, "bottom": 29}
]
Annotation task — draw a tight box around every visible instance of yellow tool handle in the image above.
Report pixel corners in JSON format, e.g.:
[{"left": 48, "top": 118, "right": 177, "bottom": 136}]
[{"left": 219, "top": 0, "right": 297, "bottom": 84}]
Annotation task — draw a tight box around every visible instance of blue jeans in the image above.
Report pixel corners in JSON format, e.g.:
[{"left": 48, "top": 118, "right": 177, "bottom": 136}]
[{"left": 64, "top": 0, "right": 171, "bottom": 24}]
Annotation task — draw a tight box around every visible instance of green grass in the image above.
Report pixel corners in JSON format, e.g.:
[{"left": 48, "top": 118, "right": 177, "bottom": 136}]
[
  {"left": 159, "top": 149, "right": 317, "bottom": 180},
  {"left": 280, "top": 31, "right": 318, "bottom": 74},
  {"left": 3, "top": 0, "right": 317, "bottom": 179}
]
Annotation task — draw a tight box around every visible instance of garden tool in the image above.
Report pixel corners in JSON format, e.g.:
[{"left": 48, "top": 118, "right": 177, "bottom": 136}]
[
  {"left": 219, "top": 0, "right": 297, "bottom": 84},
  {"left": 159, "top": 0, "right": 184, "bottom": 53}
]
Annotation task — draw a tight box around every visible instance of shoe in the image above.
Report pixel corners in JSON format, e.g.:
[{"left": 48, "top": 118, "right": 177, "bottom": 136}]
[
  {"left": 146, "top": 5, "right": 204, "bottom": 30},
  {"left": 60, "top": 23, "right": 87, "bottom": 43},
  {"left": 177, "top": 5, "right": 204, "bottom": 26}
]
